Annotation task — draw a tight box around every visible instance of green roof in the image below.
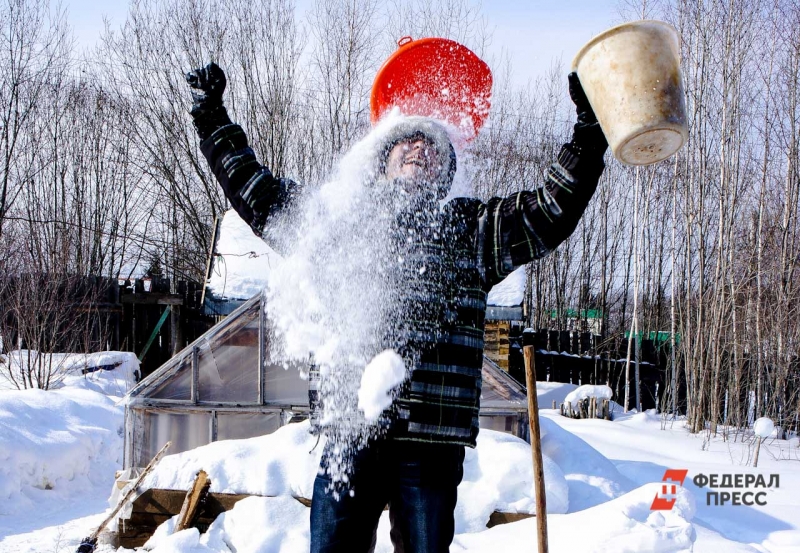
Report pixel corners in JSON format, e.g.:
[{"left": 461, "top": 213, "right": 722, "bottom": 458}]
[
  {"left": 548, "top": 309, "right": 603, "bottom": 319},
  {"left": 624, "top": 331, "right": 681, "bottom": 346}
]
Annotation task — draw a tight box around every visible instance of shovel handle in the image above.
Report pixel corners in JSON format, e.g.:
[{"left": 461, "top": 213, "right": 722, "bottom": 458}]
[{"left": 523, "top": 346, "right": 548, "bottom": 553}]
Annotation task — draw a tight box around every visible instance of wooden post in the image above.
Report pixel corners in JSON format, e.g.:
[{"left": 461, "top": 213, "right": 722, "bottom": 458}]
[
  {"left": 753, "top": 437, "right": 762, "bottom": 468},
  {"left": 523, "top": 346, "right": 549, "bottom": 553},
  {"left": 552, "top": 400, "right": 557, "bottom": 410},
  {"left": 171, "top": 305, "right": 183, "bottom": 356}
]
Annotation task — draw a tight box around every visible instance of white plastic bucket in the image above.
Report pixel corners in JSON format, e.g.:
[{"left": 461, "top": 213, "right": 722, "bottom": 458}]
[{"left": 572, "top": 20, "right": 688, "bottom": 166}]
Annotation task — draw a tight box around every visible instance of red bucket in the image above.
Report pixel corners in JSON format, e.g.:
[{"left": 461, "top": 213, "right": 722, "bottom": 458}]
[{"left": 370, "top": 36, "right": 493, "bottom": 142}]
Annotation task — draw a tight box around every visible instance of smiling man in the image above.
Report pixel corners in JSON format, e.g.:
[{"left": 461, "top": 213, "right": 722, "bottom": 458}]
[{"left": 186, "top": 62, "right": 607, "bottom": 553}]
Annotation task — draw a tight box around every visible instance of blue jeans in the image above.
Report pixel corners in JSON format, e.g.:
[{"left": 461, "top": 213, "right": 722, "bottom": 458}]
[{"left": 310, "top": 439, "right": 465, "bottom": 553}]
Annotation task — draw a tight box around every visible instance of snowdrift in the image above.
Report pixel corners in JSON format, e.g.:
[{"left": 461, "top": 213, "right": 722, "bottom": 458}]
[
  {"left": 0, "top": 387, "right": 123, "bottom": 515},
  {"left": 0, "top": 352, "right": 135, "bottom": 516},
  {"left": 0, "top": 350, "right": 138, "bottom": 396},
  {"left": 139, "top": 416, "right": 640, "bottom": 550}
]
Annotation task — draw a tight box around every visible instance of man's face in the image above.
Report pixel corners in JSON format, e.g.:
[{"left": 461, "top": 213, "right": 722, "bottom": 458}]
[{"left": 384, "top": 137, "right": 442, "bottom": 192}]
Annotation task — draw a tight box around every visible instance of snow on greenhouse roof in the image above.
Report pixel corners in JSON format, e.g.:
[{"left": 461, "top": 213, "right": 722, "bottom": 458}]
[{"left": 207, "top": 210, "right": 282, "bottom": 301}]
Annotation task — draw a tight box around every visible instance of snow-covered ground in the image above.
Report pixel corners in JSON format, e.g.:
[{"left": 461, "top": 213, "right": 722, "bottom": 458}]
[
  {"left": 1, "top": 370, "right": 799, "bottom": 553},
  {"left": 0, "top": 353, "right": 134, "bottom": 553},
  {"left": 0, "top": 351, "right": 138, "bottom": 396}
]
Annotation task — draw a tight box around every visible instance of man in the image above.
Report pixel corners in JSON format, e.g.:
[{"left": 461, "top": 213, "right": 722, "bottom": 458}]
[{"left": 186, "top": 61, "right": 607, "bottom": 553}]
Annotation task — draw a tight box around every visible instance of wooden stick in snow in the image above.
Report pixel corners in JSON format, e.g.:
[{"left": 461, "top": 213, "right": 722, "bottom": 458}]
[
  {"left": 175, "top": 470, "right": 211, "bottom": 532},
  {"left": 523, "top": 346, "right": 549, "bottom": 553},
  {"left": 82, "top": 441, "right": 172, "bottom": 547},
  {"left": 753, "top": 437, "right": 763, "bottom": 468}
]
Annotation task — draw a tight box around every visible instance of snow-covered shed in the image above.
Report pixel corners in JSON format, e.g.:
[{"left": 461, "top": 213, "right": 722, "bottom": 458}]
[
  {"left": 202, "top": 210, "right": 280, "bottom": 317},
  {"left": 123, "top": 294, "right": 529, "bottom": 469},
  {"left": 484, "top": 266, "right": 526, "bottom": 371},
  {"left": 486, "top": 266, "right": 526, "bottom": 322}
]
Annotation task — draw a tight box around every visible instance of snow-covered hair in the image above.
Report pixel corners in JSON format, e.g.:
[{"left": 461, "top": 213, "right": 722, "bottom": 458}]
[{"left": 376, "top": 116, "right": 457, "bottom": 200}]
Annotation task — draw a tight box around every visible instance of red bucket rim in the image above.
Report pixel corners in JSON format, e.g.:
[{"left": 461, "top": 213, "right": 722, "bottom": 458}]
[{"left": 370, "top": 36, "right": 493, "bottom": 142}]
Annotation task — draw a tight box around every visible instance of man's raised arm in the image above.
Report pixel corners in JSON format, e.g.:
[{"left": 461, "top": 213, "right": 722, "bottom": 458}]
[
  {"left": 186, "top": 63, "right": 299, "bottom": 236},
  {"left": 479, "top": 72, "right": 608, "bottom": 287}
]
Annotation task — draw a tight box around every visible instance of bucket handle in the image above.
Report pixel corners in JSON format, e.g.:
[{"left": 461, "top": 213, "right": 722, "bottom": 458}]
[{"left": 397, "top": 36, "right": 413, "bottom": 47}]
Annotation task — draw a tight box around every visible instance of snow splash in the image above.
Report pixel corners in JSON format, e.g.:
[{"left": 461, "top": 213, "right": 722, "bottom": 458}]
[
  {"left": 262, "top": 111, "right": 461, "bottom": 491},
  {"left": 357, "top": 350, "right": 407, "bottom": 421}
]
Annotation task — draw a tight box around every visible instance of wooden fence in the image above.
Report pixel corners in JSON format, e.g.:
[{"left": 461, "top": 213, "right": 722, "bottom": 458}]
[{"left": 1, "top": 275, "right": 216, "bottom": 379}]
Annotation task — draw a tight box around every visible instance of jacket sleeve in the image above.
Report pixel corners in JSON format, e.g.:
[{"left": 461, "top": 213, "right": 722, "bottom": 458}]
[
  {"left": 478, "top": 123, "right": 607, "bottom": 289},
  {"left": 200, "top": 123, "right": 300, "bottom": 236}
]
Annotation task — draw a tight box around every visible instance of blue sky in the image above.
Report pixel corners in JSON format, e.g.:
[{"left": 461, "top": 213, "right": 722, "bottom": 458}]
[{"left": 65, "top": 0, "right": 622, "bottom": 87}]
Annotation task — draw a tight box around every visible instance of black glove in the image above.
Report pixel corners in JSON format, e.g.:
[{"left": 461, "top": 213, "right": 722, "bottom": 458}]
[
  {"left": 76, "top": 536, "right": 97, "bottom": 553},
  {"left": 568, "top": 72, "right": 597, "bottom": 124},
  {"left": 568, "top": 72, "right": 607, "bottom": 156},
  {"left": 186, "top": 62, "right": 227, "bottom": 113},
  {"left": 185, "top": 62, "right": 232, "bottom": 140}
]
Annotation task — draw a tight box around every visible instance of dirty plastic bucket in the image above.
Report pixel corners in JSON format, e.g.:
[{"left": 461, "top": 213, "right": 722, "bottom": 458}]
[{"left": 572, "top": 20, "right": 688, "bottom": 166}]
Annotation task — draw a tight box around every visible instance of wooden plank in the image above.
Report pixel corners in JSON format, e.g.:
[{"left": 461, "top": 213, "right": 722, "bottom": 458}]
[
  {"left": 175, "top": 470, "right": 211, "bottom": 532},
  {"left": 118, "top": 486, "right": 534, "bottom": 549},
  {"left": 119, "top": 490, "right": 256, "bottom": 549},
  {"left": 118, "top": 523, "right": 159, "bottom": 549},
  {"left": 130, "top": 489, "right": 253, "bottom": 515},
  {"left": 121, "top": 294, "right": 184, "bottom": 306},
  {"left": 487, "top": 511, "right": 535, "bottom": 528}
]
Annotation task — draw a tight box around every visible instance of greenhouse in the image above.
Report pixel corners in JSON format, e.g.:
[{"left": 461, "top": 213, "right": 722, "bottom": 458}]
[{"left": 123, "top": 294, "right": 529, "bottom": 468}]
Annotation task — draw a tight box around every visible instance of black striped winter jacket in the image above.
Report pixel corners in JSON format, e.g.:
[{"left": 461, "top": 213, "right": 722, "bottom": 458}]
[{"left": 198, "top": 118, "right": 606, "bottom": 447}]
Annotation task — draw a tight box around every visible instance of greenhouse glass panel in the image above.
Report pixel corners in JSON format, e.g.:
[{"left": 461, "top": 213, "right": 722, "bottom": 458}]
[
  {"left": 141, "top": 411, "right": 211, "bottom": 462},
  {"left": 198, "top": 301, "right": 259, "bottom": 402},
  {"left": 263, "top": 361, "right": 309, "bottom": 405},
  {"left": 149, "top": 357, "right": 192, "bottom": 400},
  {"left": 216, "top": 411, "right": 281, "bottom": 441}
]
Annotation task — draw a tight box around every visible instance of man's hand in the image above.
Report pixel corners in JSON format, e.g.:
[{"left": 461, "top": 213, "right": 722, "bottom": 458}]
[
  {"left": 186, "top": 62, "right": 227, "bottom": 114},
  {"left": 568, "top": 72, "right": 607, "bottom": 154},
  {"left": 568, "top": 72, "right": 597, "bottom": 125}
]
